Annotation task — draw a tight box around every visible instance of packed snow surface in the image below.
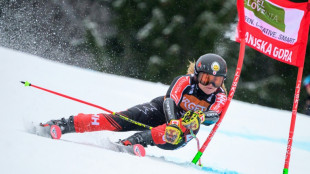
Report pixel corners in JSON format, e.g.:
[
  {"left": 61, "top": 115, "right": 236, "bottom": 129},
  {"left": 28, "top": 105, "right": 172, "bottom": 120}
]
[{"left": 0, "top": 47, "right": 309, "bottom": 174}]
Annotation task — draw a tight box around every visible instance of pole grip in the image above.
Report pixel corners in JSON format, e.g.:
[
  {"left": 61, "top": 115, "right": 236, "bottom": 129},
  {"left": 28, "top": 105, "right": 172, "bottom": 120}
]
[{"left": 21, "top": 81, "right": 31, "bottom": 87}]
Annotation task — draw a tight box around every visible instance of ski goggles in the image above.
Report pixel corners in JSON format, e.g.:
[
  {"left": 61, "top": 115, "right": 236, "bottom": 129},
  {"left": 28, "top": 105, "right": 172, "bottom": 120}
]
[{"left": 198, "top": 72, "right": 224, "bottom": 88}]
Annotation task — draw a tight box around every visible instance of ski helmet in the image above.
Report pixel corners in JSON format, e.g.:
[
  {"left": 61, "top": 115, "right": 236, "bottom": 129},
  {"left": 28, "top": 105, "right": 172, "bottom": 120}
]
[{"left": 194, "top": 53, "right": 227, "bottom": 78}]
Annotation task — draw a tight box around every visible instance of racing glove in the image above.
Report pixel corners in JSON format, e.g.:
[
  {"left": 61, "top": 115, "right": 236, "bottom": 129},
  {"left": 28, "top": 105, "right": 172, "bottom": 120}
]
[
  {"left": 181, "top": 110, "right": 205, "bottom": 131},
  {"left": 164, "top": 120, "right": 184, "bottom": 145}
]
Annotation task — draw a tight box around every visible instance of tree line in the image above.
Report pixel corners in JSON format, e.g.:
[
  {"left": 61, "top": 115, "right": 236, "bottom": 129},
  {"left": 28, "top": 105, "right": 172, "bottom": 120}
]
[{"left": 1, "top": 0, "right": 309, "bottom": 113}]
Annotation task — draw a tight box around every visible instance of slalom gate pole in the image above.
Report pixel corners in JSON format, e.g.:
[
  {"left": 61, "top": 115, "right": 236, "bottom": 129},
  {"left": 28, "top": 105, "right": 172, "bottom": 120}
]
[
  {"left": 21, "top": 81, "right": 154, "bottom": 130},
  {"left": 191, "top": 38, "right": 246, "bottom": 164},
  {"left": 283, "top": 2, "right": 310, "bottom": 173},
  {"left": 283, "top": 66, "right": 304, "bottom": 174}
]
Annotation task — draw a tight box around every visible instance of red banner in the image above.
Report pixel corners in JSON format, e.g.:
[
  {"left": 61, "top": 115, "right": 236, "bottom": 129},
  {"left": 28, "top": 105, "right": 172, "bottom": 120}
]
[{"left": 236, "top": 0, "right": 310, "bottom": 67}]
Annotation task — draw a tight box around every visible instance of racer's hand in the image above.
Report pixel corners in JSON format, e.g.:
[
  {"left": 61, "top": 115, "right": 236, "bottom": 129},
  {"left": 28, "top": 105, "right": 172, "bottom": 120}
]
[
  {"left": 181, "top": 110, "right": 205, "bottom": 130},
  {"left": 164, "top": 120, "right": 184, "bottom": 145}
]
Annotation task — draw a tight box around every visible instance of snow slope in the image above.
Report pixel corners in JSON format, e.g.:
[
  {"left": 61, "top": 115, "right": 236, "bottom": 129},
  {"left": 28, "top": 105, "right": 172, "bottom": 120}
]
[{"left": 0, "top": 47, "right": 309, "bottom": 174}]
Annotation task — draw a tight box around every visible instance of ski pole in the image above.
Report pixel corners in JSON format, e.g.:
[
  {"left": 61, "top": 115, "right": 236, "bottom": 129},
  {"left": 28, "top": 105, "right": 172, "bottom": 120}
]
[
  {"left": 190, "top": 130, "right": 201, "bottom": 166},
  {"left": 21, "top": 81, "right": 154, "bottom": 130}
]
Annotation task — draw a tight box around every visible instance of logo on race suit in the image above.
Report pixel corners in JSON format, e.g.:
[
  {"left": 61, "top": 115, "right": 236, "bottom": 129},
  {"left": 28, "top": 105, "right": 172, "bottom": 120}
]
[
  {"left": 211, "top": 61, "right": 220, "bottom": 75},
  {"left": 207, "top": 94, "right": 214, "bottom": 103},
  {"left": 210, "top": 93, "right": 227, "bottom": 113},
  {"left": 188, "top": 84, "right": 195, "bottom": 95},
  {"left": 170, "top": 76, "right": 191, "bottom": 104},
  {"left": 180, "top": 95, "right": 210, "bottom": 112},
  {"left": 135, "top": 103, "right": 158, "bottom": 115},
  {"left": 91, "top": 114, "right": 100, "bottom": 126}
]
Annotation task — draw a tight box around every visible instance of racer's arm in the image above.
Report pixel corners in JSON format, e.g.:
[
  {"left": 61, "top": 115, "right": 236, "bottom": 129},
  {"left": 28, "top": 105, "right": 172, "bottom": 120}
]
[
  {"left": 203, "top": 92, "right": 227, "bottom": 126},
  {"left": 163, "top": 98, "right": 178, "bottom": 123},
  {"left": 162, "top": 75, "right": 192, "bottom": 145},
  {"left": 162, "top": 97, "right": 185, "bottom": 145},
  {"left": 164, "top": 75, "right": 192, "bottom": 123}
]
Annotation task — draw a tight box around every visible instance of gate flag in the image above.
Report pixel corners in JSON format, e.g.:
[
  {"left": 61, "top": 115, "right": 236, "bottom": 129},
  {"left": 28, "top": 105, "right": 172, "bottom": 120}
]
[{"left": 236, "top": 0, "right": 310, "bottom": 67}]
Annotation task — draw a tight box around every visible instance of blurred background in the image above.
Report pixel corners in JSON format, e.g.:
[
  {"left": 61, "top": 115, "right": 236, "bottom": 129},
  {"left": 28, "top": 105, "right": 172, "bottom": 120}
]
[{"left": 0, "top": 0, "right": 309, "bottom": 113}]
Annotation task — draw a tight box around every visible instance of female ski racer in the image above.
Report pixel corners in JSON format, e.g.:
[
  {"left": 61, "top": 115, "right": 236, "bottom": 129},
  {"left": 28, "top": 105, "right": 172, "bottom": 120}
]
[{"left": 42, "top": 53, "right": 228, "bottom": 150}]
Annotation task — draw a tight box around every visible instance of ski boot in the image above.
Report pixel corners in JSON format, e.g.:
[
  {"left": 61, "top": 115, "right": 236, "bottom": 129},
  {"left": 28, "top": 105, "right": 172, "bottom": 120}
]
[
  {"left": 121, "top": 130, "right": 155, "bottom": 147},
  {"left": 40, "top": 116, "right": 76, "bottom": 139}
]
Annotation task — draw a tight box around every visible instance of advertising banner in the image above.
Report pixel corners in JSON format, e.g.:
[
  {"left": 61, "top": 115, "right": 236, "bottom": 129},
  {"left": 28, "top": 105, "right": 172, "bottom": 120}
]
[{"left": 236, "top": 0, "right": 310, "bottom": 67}]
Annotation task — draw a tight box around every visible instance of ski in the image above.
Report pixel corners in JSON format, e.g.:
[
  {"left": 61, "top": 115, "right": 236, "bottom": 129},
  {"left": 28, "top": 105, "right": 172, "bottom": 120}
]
[
  {"left": 26, "top": 121, "right": 61, "bottom": 139},
  {"left": 107, "top": 141, "right": 146, "bottom": 157},
  {"left": 26, "top": 122, "right": 145, "bottom": 157},
  {"left": 39, "top": 123, "right": 62, "bottom": 139}
]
